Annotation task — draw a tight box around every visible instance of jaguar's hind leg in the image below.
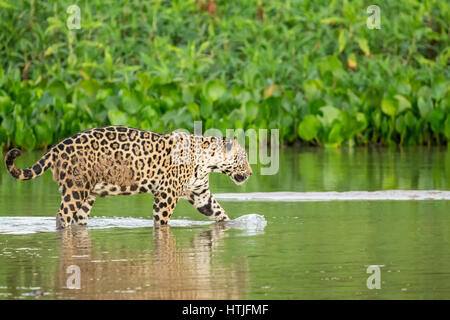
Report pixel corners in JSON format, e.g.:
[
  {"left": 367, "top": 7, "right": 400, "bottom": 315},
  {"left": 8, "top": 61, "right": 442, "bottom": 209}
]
[
  {"left": 56, "top": 185, "right": 90, "bottom": 229},
  {"left": 74, "top": 195, "right": 96, "bottom": 225}
]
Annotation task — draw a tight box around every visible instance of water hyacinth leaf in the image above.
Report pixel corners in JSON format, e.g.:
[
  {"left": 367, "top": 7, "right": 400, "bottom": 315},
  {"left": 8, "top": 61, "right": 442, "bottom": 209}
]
[
  {"left": 217, "top": 118, "right": 232, "bottom": 134},
  {"left": 0, "top": 1, "right": 17, "bottom": 9},
  {"left": 205, "top": 80, "right": 226, "bottom": 101},
  {"left": 265, "top": 96, "right": 282, "bottom": 117},
  {"left": 232, "top": 87, "right": 251, "bottom": 105},
  {"left": 264, "top": 84, "right": 276, "bottom": 99},
  {"left": 381, "top": 98, "right": 396, "bottom": 117},
  {"left": 14, "top": 117, "right": 25, "bottom": 146},
  {"left": 394, "top": 95, "right": 411, "bottom": 114},
  {"left": 200, "top": 100, "right": 213, "bottom": 119},
  {"left": 24, "top": 125, "right": 36, "bottom": 150},
  {"left": 45, "top": 16, "right": 65, "bottom": 33},
  {"left": 174, "top": 107, "right": 192, "bottom": 128},
  {"left": 338, "top": 29, "right": 348, "bottom": 53},
  {"left": 418, "top": 97, "right": 433, "bottom": 118},
  {"left": 0, "top": 66, "right": 4, "bottom": 86},
  {"left": 96, "top": 89, "right": 112, "bottom": 101},
  {"left": 2, "top": 117, "right": 14, "bottom": 136},
  {"left": 182, "top": 86, "right": 196, "bottom": 104},
  {"left": 431, "top": 78, "right": 447, "bottom": 101},
  {"left": 141, "top": 105, "right": 158, "bottom": 120},
  {"left": 418, "top": 86, "right": 432, "bottom": 98},
  {"left": 303, "top": 79, "right": 322, "bottom": 100},
  {"left": 227, "top": 109, "right": 244, "bottom": 125},
  {"left": 235, "top": 119, "right": 244, "bottom": 129},
  {"left": 245, "top": 100, "right": 259, "bottom": 122},
  {"left": 160, "top": 95, "right": 175, "bottom": 109},
  {"left": 78, "top": 79, "right": 101, "bottom": 97},
  {"left": 44, "top": 43, "right": 65, "bottom": 57},
  {"left": 186, "top": 102, "right": 200, "bottom": 119},
  {"left": 347, "top": 89, "right": 361, "bottom": 109},
  {"left": 0, "top": 126, "right": 7, "bottom": 145},
  {"left": 34, "top": 123, "right": 53, "bottom": 145},
  {"left": 108, "top": 110, "right": 128, "bottom": 125},
  {"left": 104, "top": 47, "right": 113, "bottom": 74},
  {"left": 61, "top": 103, "right": 76, "bottom": 113},
  {"left": 281, "top": 114, "right": 294, "bottom": 130},
  {"left": 48, "top": 80, "right": 67, "bottom": 101},
  {"left": 444, "top": 117, "right": 450, "bottom": 139},
  {"left": 281, "top": 95, "right": 296, "bottom": 115},
  {"left": 121, "top": 90, "right": 140, "bottom": 114},
  {"left": 396, "top": 80, "right": 411, "bottom": 95},
  {"left": 0, "top": 95, "right": 12, "bottom": 114},
  {"left": 356, "top": 112, "right": 368, "bottom": 131},
  {"left": 127, "top": 117, "right": 138, "bottom": 128},
  {"left": 347, "top": 53, "right": 357, "bottom": 70},
  {"left": 0, "top": 1, "right": 447, "bottom": 148},
  {"left": 405, "top": 111, "right": 417, "bottom": 129},
  {"left": 104, "top": 96, "right": 118, "bottom": 110},
  {"left": 140, "top": 119, "right": 152, "bottom": 131},
  {"left": 298, "top": 115, "right": 321, "bottom": 141},
  {"left": 396, "top": 115, "right": 406, "bottom": 134},
  {"left": 430, "top": 109, "right": 445, "bottom": 133},
  {"left": 320, "top": 105, "right": 341, "bottom": 126},
  {"left": 357, "top": 38, "right": 370, "bottom": 56},
  {"left": 319, "top": 55, "right": 343, "bottom": 76},
  {"left": 328, "top": 123, "right": 344, "bottom": 145},
  {"left": 160, "top": 83, "right": 181, "bottom": 108},
  {"left": 137, "top": 72, "right": 151, "bottom": 91},
  {"left": 38, "top": 91, "right": 53, "bottom": 108},
  {"left": 320, "top": 16, "right": 347, "bottom": 24}
]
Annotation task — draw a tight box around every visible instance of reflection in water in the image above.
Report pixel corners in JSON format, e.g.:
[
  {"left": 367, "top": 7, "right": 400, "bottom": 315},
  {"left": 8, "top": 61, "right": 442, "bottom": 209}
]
[
  {"left": 3, "top": 148, "right": 449, "bottom": 211},
  {"left": 212, "top": 146, "right": 450, "bottom": 193},
  {"left": 1, "top": 148, "right": 449, "bottom": 299},
  {"left": 56, "top": 225, "right": 248, "bottom": 299}
]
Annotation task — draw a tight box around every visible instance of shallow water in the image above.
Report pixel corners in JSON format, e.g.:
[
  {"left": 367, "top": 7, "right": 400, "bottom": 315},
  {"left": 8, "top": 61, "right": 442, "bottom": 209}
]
[
  {"left": 0, "top": 147, "right": 449, "bottom": 299},
  {"left": 0, "top": 214, "right": 267, "bottom": 235}
]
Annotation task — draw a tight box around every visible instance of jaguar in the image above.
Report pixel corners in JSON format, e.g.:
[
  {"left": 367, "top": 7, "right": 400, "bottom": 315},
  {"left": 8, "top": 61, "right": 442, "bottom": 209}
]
[{"left": 4, "top": 126, "right": 252, "bottom": 228}]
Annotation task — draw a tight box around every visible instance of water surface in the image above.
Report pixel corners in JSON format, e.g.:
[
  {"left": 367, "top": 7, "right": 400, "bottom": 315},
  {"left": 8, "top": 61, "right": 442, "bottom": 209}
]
[{"left": 0, "top": 147, "right": 449, "bottom": 299}]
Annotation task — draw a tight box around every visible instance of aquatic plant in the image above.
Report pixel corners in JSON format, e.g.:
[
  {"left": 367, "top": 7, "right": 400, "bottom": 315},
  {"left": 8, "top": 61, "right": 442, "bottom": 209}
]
[{"left": 0, "top": 0, "right": 448, "bottom": 150}]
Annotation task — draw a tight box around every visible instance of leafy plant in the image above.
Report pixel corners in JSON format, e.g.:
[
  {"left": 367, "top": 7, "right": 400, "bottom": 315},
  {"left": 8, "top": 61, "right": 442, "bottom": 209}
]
[{"left": 0, "top": 0, "right": 449, "bottom": 150}]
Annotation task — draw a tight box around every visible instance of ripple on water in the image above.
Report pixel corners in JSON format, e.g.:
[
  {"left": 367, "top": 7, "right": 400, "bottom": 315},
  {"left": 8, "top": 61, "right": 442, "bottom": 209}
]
[
  {"left": 214, "top": 190, "right": 450, "bottom": 201},
  {"left": 0, "top": 214, "right": 267, "bottom": 235}
]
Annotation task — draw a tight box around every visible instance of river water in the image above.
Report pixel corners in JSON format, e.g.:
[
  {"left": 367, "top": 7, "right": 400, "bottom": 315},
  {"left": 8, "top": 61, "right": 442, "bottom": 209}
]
[{"left": 0, "top": 147, "right": 449, "bottom": 299}]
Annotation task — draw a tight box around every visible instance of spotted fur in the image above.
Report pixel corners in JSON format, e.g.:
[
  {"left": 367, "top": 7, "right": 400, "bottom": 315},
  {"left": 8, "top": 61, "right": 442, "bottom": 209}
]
[{"left": 4, "top": 126, "right": 252, "bottom": 229}]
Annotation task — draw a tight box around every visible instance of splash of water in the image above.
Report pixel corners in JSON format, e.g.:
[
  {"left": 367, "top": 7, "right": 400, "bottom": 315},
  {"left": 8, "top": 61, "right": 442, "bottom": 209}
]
[
  {"left": 226, "top": 214, "right": 267, "bottom": 236},
  {"left": 0, "top": 214, "right": 267, "bottom": 235}
]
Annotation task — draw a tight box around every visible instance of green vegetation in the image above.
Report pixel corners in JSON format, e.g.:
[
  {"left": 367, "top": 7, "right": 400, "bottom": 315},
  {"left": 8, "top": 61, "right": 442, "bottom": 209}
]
[{"left": 0, "top": 0, "right": 449, "bottom": 150}]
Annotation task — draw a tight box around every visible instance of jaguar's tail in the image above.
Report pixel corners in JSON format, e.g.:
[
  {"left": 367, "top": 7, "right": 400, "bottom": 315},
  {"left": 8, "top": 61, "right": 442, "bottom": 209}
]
[{"left": 4, "top": 148, "right": 53, "bottom": 180}]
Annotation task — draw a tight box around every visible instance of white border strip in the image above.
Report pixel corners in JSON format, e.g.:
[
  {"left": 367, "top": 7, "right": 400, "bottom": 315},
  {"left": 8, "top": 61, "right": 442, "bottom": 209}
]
[{"left": 214, "top": 190, "right": 450, "bottom": 202}]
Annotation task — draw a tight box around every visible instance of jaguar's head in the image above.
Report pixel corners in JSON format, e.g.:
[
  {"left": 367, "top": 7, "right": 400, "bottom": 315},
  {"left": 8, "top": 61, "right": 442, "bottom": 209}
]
[{"left": 218, "top": 138, "right": 252, "bottom": 185}]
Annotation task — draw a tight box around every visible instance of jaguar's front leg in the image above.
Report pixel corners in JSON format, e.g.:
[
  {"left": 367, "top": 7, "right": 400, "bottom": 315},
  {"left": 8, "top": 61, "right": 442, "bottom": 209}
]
[
  {"left": 185, "top": 187, "right": 230, "bottom": 222},
  {"left": 153, "top": 188, "right": 180, "bottom": 227}
]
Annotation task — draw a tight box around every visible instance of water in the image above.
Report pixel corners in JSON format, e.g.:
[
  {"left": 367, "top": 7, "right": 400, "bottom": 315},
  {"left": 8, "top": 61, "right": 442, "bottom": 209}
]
[
  {"left": 0, "top": 215, "right": 267, "bottom": 235},
  {"left": 0, "top": 147, "right": 449, "bottom": 299}
]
